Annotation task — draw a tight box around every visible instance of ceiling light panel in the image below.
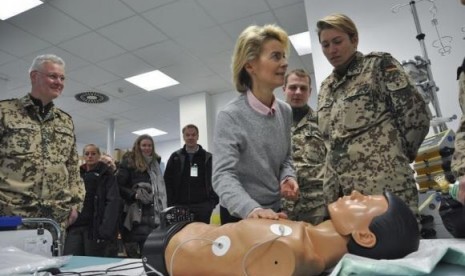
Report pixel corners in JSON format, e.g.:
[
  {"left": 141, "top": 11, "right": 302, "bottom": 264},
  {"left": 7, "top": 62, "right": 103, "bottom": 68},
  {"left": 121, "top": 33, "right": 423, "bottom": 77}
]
[
  {"left": 0, "top": 0, "right": 43, "bottom": 20},
  {"left": 125, "top": 70, "right": 179, "bottom": 91}
]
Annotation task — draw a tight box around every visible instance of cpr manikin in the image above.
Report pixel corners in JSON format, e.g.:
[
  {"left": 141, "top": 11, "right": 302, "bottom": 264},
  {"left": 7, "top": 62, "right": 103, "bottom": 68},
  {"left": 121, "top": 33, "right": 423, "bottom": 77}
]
[{"left": 144, "top": 191, "right": 419, "bottom": 276}]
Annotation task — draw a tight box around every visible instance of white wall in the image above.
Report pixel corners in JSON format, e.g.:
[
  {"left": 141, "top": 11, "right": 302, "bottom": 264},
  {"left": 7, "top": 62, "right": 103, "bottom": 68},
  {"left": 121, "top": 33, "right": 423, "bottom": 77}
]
[
  {"left": 156, "top": 139, "right": 182, "bottom": 171},
  {"left": 305, "top": 0, "right": 465, "bottom": 132}
]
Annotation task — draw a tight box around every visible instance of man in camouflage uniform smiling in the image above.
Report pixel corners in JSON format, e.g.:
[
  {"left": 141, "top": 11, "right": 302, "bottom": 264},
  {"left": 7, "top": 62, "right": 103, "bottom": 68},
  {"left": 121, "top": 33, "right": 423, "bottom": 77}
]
[
  {"left": 0, "top": 54, "right": 84, "bottom": 229},
  {"left": 316, "top": 14, "right": 431, "bottom": 215},
  {"left": 282, "top": 69, "right": 327, "bottom": 224}
]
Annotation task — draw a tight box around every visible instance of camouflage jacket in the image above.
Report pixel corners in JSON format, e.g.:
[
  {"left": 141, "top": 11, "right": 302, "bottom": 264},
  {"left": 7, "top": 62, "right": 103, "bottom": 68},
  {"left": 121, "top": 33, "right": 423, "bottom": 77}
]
[
  {"left": 282, "top": 107, "right": 327, "bottom": 224},
  {"left": 0, "top": 95, "right": 84, "bottom": 227},
  {"left": 452, "top": 71, "right": 465, "bottom": 176},
  {"left": 317, "top": 52, "right": 431, "bottom": 204}
]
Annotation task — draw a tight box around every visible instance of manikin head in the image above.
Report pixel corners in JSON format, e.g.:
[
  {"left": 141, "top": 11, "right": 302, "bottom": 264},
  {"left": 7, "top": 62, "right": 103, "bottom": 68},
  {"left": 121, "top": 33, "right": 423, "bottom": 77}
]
[{"left": 329, "top": 190, "right": 420, "bottom": 259}]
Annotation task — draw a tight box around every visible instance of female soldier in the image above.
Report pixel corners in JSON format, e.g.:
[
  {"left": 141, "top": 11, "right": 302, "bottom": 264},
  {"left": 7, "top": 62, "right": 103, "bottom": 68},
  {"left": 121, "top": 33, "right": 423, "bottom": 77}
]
[{"left": 316, "top": 13, "right": 430, "bottom": 214}]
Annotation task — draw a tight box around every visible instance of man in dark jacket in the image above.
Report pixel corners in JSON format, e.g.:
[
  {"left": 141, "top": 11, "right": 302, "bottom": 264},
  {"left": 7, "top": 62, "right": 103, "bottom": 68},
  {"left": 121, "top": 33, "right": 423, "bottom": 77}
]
[{"left": 164, "top": 124, "right": 218, "bottom": 223}]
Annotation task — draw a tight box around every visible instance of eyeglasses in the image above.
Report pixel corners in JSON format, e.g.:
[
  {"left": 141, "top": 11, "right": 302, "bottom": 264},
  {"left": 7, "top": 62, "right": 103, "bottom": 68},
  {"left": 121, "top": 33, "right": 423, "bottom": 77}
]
[{"left": 35, "top": 71, "right": 66, "bottom": 82}]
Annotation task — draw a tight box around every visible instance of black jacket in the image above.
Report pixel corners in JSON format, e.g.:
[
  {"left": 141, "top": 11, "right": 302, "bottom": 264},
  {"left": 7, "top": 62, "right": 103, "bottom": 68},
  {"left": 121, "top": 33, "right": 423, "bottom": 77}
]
[
  {"left": 164, "top": 145, "right": 218, "bottom": 207},
  {"left": 117, "top": 155, "right": 161, "bottom": 242},
  {"left": 76, "top": 162, "right": 121, "bottom": 241}
]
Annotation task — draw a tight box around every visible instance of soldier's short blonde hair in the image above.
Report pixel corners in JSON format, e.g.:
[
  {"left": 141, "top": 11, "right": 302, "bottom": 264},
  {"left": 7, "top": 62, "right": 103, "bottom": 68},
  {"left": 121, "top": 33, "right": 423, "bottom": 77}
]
[
  {"left": 29, "top": 54, "right": 65, "bottom": 73},
  {"left": 232, "top": 24, "right": 289, "bottom": 93},
  {"left": 316, "top": 13, "right": 358, "bottom": 42}
]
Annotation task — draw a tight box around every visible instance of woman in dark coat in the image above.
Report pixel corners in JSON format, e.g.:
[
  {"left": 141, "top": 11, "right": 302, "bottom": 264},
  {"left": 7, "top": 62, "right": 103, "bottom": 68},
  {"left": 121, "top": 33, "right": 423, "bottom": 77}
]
[
  {"left": 117, "top": 134, "right": 167, "bottom": 258},
  {"left": 63, "top": 144, "right": 120, "bottom": 257}
]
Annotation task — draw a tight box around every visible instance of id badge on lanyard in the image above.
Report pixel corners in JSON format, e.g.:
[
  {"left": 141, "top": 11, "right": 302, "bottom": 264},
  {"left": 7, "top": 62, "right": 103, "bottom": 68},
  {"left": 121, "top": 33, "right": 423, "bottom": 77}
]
[{"left": 190, "top": 163, "right": 198, "bottom": 177}]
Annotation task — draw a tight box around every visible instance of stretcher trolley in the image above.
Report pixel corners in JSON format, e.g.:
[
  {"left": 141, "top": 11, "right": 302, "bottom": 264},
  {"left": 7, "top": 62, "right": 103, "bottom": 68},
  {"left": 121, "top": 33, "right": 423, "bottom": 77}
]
[{"left": 0, "top": 216, "right": 63, "bottom": 257}]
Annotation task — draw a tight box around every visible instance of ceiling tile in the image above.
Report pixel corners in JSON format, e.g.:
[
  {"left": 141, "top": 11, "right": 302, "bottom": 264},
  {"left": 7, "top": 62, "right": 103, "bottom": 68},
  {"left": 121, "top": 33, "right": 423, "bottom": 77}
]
[
  {"left": 58, "top": 32, "right": 126, "bottom": 63},
  {"left": 204, "top": 50, "right": 234, "bottom": 81},
  {"left": 221, "top": 11, "right": 278, "bottom": 40},
  {"left": 48, "top": 0, "right": 135, "bottom": 29},
  {"left": 197, "top": 0, "right": 270, "bottom": 24},
  {"left": 98, "top": 15, "right": 167, "bottom": 51},
  {"left": 0, "top": 50, "right": 16, "bottom": 66},
  {"left": 0, "top": 22, "right": 50, "bottom": 57},
  {"left": 97, "top": 53, "right": 153, "bottom": 78},
  {"left": 274, "top": 2, "right": 308, "bottom": 34},
  {"left": 172, "top": 26, "right": 234, "bottom": 58},
  {"left": 162, "top": 61, "right": 214, "bottom": 85},
  {"left": 134, "top": 40, "right": 197, "bottom": 69},
  {"left": 266, "top": 0, "right": 303, "bottom": 9},
  {"left": 142, "top": 1, "right": 216, "bottom": 37},
  {"left": 0, "top": 59, "right": 31, "bottom": 89},
  {"left": 10, "top": 4, "right": 90, "bottom": 45},
  {"left": 120, "top": 0, "right": 177, "bottom": 13},
  {"left": 67, "top": 64, "right": 119, "bottom": 87}
]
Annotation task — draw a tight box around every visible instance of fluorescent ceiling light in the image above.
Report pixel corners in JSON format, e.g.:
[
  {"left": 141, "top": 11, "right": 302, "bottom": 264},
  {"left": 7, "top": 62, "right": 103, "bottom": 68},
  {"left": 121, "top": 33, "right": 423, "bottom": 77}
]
[
  {"left": 289, "top": 31, "right": 312, "bottom": 56},
  {"left": 132, "top": 128, "right": 167, "bottom": 137},
  {"left": 0, "top": 0, "right": 43, "bottom": 20},
  {"left": 125, "top": 70, "right": 179, "bottom": 91}
]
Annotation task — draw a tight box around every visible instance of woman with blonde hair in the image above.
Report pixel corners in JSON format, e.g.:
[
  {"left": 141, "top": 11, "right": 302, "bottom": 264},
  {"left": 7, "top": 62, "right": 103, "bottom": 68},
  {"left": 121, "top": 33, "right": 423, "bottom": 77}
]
[
  {"left": 117, "top": 134, "right": 166, "bottom": 257},
  {"left": 316, "top": 13, "right": 430, "bottom": 214},
  {"left": 63, "top": 144, "right": 120, "bottom": 257},
  {"left": 213, "top": 24, "right": 299, "bottom": 224}
]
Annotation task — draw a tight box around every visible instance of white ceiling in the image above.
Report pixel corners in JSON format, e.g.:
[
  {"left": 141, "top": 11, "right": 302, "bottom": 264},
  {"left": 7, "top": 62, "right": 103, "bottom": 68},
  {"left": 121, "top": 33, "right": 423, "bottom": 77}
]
[{"left": 0, "top": 0, "right": 314, "bottom": 150}]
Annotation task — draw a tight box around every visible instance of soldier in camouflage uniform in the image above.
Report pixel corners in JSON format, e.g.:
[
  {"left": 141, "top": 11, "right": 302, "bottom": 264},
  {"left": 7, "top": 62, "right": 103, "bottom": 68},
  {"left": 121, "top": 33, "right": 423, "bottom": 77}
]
[
  {"left": 0, "top": 54, "right": 84, "bottom": 229},
  {"left": 282, "top": 69, "right": 327, "bottom": 224},
  {"left": 316, "top": 14, "right": 431, "bottom": 215}
]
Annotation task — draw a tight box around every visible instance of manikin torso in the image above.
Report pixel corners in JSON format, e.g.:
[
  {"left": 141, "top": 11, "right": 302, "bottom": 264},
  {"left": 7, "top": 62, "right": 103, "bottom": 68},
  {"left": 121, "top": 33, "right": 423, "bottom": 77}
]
[{"left": 164, "top": 219, "right": 348, "bottom": 276}]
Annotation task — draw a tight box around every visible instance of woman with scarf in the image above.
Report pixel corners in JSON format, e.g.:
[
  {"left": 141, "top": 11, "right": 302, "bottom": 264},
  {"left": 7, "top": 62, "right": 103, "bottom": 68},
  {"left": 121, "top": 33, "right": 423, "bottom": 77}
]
[{"left": 117, "top": 134, "right": 167, "bottom": 258}]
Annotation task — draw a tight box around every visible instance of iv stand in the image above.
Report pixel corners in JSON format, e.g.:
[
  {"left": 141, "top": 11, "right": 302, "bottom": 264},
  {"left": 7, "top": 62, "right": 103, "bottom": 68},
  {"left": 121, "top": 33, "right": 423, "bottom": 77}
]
[{"left": 409, "top": 0, "right": 447, "bottom": 133}]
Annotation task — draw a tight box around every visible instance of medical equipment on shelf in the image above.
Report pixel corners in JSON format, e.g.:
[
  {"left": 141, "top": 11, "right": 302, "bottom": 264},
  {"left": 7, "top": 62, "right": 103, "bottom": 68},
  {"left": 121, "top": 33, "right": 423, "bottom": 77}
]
[{"left": 414, "top": 129, "right": 455, "bottom": 191}]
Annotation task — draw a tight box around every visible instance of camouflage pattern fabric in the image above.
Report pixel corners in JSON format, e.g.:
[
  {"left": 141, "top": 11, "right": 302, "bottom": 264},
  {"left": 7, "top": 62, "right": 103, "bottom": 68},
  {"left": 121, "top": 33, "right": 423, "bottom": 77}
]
[
  {"left": 0, "top": 95, "right": 84, "bottom": 229},
  {"left": 317, "top": 51, "right": 431, "bottom": 215},
  {"left": 282, "top": 108, "right": 327, "bottom": 224},
  {"left": 459, "top": 72, "right": 465, "bottom": 114},
  {"left": 452, "top": 72, "right": 465, "bottom": 177}
]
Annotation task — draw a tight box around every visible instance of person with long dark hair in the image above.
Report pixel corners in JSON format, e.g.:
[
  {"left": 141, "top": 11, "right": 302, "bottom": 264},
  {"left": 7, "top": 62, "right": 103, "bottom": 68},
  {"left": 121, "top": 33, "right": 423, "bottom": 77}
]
[{"left": 117, "top": 134, "right": 166, "bottom": 257}]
